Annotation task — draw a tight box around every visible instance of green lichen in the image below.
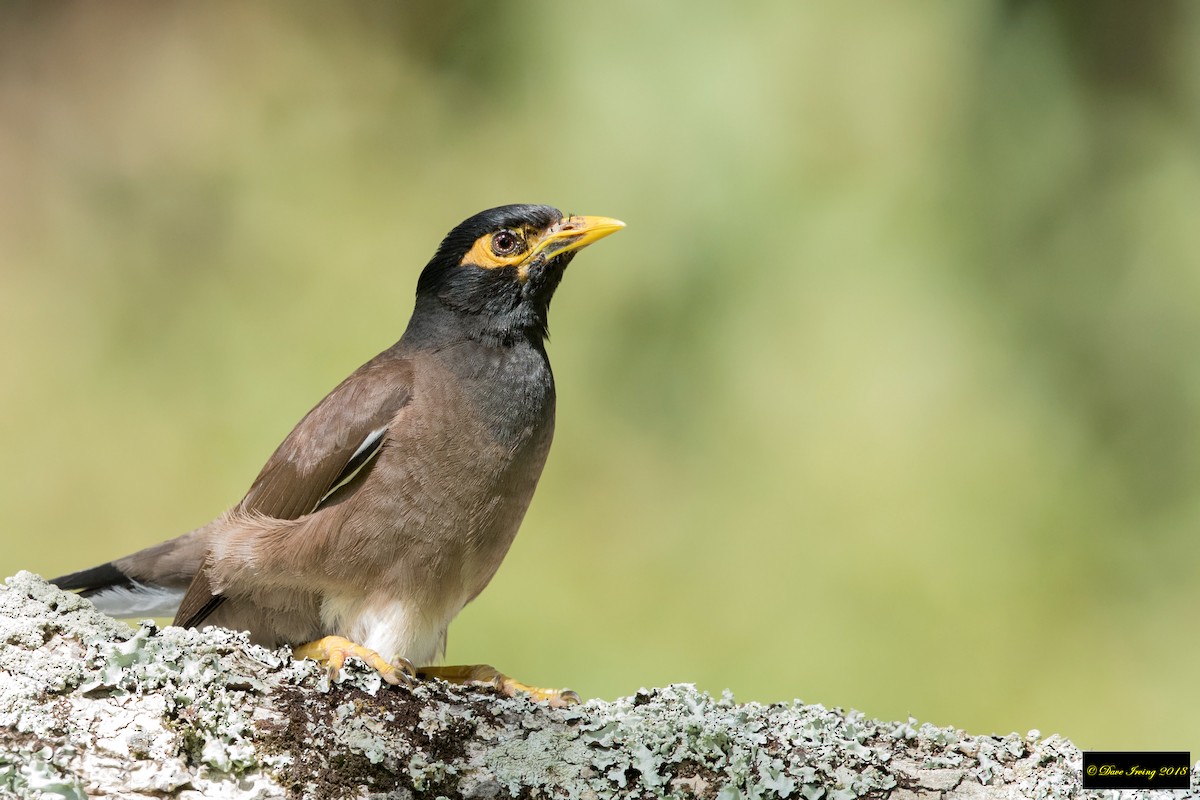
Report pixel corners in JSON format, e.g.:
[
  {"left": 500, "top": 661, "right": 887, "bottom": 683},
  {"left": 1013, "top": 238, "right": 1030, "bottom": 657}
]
[{"left": 3, "top": 572, "right": 1198, "bottom": 799}]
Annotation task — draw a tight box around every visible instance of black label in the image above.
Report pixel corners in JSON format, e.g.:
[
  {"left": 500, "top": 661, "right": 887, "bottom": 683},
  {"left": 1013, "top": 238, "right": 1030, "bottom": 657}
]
[{"left": 1082, "top": 751, "right": 1191, "bottom": 790}]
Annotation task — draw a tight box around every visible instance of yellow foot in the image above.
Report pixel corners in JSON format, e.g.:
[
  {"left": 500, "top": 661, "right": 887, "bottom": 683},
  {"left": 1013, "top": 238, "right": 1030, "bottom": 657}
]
[
  {"left": 292, "top": 635, "right": 415, "bottom": 686},
  {"left": 418, "top": 664, "right": 580, "bottom": 708}
]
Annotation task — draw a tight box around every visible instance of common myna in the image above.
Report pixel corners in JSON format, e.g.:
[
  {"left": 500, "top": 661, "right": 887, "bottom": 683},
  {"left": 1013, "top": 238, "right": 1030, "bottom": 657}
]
[{"left": 51, "top": 204, "right": 623, "bottom": 704}]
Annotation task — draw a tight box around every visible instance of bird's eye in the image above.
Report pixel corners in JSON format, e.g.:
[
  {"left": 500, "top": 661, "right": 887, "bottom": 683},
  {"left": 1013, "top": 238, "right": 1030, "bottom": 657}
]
[{"left": 490, "top": 230, "right": 523, "bottom": 257}]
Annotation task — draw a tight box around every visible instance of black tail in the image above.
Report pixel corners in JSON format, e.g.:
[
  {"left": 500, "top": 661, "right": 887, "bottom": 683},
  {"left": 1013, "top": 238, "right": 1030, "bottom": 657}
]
[{"left": 49, "top": 562, "right": 136, "bottom": 598}]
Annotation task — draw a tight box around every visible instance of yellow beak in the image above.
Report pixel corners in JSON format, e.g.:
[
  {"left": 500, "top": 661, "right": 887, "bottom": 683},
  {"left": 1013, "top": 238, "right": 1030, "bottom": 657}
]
[{"left": 529, "top": 215, "right": 625, "bottom": 261}]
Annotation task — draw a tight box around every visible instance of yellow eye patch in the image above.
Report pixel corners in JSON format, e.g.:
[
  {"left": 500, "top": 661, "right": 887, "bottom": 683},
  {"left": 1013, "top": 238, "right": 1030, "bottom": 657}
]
[{"left": 460, "top": 230, "right": 530, "bottom": 271}]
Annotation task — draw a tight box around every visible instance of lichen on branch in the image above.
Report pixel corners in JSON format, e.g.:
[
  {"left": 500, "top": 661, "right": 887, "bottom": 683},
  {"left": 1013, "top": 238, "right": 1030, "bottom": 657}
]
[{"left": 0, "top": 573, "right": 1191, "bottom": 799}]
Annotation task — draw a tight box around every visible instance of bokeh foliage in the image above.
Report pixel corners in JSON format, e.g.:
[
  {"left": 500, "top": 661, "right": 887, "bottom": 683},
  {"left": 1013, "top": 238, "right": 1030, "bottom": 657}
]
[{"left": 2, "top": 1, "right": 1197, "bottom": 753}]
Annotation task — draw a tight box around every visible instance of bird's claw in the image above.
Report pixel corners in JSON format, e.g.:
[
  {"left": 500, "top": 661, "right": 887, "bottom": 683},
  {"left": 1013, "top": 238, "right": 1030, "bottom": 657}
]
[
  {"left": 293, "top": 635, "right": 415, "bottom": 687},
  {"left": 419, "top": 664, "right": 581, "bottom": 708},
  {"left": 293, "top": 642, "right": 576, "bottom": 704},
  {"left": 382, "top": 656, "right": 417, "bottom": 687},
  {"left": 510, "top": 683, "right": 579, "bottom": 708}
]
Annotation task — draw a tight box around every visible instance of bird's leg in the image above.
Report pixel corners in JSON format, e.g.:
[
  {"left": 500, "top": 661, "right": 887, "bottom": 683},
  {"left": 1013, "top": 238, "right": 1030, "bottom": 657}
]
[
  {"left": 418, "top": 664, "right": 580, "bottom": 708},
  {"left": 293, "top": 636, "right": 415, "bottom": 687}
]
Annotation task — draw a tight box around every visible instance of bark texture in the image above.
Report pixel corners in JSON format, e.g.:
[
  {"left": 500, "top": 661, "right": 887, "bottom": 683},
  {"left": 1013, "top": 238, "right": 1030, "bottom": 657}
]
[{"left": 0, "top": 572, "right": 1193, "bottom": 799}]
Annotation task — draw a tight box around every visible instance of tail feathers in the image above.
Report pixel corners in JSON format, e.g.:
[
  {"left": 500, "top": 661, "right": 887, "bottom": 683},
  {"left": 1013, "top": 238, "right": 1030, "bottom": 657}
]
[
  {"left": 50, "top": 562, "right": 185, "bottom": 618},
  {"left": 50, "top": 562, "right": 131, "bottom": 593}
]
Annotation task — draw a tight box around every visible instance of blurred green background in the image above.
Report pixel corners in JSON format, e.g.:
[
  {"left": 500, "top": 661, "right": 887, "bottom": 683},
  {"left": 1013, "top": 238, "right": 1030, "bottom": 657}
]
[{"left": 2, "top": 1, "right": 1198, "bottom": 754}]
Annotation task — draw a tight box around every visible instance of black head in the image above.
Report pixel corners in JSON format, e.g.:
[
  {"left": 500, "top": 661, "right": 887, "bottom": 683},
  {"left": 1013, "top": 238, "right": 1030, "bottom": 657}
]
[{"left": 409, "top": 204, "right": 623, "bottom": 346}]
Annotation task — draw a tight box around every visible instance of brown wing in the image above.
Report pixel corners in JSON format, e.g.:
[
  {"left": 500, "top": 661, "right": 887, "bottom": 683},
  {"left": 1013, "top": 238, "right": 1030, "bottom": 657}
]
[{"left": 174, "top": 350, "right": 414, "bottom": 628}]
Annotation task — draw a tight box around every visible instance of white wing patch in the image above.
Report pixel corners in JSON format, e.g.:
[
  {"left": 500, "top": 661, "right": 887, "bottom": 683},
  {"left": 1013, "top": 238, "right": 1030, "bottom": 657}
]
[
  {"left": 350, "top": 425, "right": 389, "bottom": 464},
  {"left": 88, "top": 582, "right": 186, "bottom": 618},
  {"left": 315, "top": 425, "right": 388, "bottom": 510}
]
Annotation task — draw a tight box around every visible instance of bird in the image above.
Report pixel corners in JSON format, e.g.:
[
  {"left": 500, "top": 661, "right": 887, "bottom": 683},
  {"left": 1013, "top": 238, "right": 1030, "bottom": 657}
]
[{"left": 50, "top": 204, "right": 624, "bottom": 705}]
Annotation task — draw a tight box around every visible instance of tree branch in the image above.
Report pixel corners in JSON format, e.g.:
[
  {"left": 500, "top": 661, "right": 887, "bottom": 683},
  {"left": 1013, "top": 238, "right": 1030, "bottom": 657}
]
[{"left": 0, "top": 573, "right": 1189, "bottom": 799}]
